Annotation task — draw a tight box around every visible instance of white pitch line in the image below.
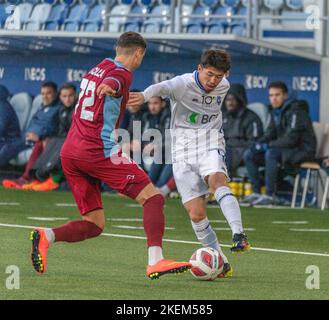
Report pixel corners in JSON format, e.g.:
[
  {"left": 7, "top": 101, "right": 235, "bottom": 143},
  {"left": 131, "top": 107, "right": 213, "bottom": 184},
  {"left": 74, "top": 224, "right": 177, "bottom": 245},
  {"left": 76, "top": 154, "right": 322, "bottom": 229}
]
[
  {"left": 213, "top": 227, "right": 255, "bottom": 231},
  {"left": 272, "top": 221, "right": 309, "bottom": 224},
  {"left": 290, "top": 228, "right": 329, "bottom": 232},
  {"left": 112, "top": 225, "right": 175, "bottom": 230},
  {"left": 27, "top": 217, "right": 69, "bottom": 221},
  {"left": 55, "top": 203, "right": 77, "bottom": 207},
  {"left": 208, "top": 220, "right": 227, "bottom": 223},
  {"left": 126, "top": 204, "right": 166, "bottom": 208},
  {"left": 0, "top": 222, "right": 329, "bottom": 258},
  {"left": 0, "top": 202, "right": 20, "bottom": 206}
]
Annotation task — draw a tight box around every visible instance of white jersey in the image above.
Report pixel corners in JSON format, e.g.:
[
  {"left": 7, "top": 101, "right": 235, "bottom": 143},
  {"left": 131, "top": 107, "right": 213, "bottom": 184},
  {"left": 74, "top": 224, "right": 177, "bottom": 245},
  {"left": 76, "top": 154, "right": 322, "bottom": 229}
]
[{"left": 142, "top": 71, "right": 230, "bottom": 162}]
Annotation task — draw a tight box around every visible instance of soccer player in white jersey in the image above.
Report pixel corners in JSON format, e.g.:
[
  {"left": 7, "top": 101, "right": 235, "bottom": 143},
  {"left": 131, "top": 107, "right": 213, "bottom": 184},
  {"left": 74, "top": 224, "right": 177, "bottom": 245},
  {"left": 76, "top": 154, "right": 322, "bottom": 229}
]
[{"left": 128, "top": 49, "right": 251, "bottom": 277}]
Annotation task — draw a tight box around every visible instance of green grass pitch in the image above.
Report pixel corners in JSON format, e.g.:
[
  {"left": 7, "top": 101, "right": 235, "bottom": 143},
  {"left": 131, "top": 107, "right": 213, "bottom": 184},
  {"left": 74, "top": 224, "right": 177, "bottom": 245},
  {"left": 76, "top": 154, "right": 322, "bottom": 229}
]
[{"left": 0, "top": 187, "right": 328, "bottom": 300}]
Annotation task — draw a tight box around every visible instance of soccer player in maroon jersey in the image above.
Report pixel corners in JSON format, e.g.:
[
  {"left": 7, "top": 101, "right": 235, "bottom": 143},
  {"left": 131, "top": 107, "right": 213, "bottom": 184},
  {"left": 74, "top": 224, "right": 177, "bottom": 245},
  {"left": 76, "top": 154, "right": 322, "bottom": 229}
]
[{"left": 30, "top": 32, "right": 191, "bottom": 280}]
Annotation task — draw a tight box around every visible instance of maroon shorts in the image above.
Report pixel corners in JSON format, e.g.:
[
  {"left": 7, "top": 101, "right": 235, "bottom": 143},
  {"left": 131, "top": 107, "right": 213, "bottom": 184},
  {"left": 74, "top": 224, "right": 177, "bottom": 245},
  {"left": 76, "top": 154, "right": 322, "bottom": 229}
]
[{"left": 61, "top": 154, "right": 151, "bottom": 215}]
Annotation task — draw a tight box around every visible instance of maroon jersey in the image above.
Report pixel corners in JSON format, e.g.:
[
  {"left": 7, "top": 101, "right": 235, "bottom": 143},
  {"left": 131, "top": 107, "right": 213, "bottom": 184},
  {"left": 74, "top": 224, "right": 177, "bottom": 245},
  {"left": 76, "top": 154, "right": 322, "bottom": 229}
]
[{"left": 61, "top": 58, "right": 132, "bottom": 161}]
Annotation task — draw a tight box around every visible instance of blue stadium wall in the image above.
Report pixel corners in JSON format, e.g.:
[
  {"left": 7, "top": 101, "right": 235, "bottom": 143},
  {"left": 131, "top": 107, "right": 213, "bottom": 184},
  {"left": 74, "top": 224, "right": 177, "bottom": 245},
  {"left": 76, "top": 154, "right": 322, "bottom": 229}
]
[{"left": 0, "top": 48, "right": 320, "bottom": 121}]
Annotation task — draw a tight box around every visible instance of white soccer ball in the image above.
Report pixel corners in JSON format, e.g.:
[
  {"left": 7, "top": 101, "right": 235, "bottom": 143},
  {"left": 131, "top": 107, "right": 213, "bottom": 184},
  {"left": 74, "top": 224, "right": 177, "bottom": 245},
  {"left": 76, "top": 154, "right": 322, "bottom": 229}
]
[{"left": 189, "top": 247, "right": 224, "bottom": 281}]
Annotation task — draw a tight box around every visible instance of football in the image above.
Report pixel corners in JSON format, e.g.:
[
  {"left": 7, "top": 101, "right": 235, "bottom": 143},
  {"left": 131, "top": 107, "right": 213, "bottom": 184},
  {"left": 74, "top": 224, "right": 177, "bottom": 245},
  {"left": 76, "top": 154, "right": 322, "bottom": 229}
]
[{"left": 189, "top": 247, "right": 224, "bottom": 281}]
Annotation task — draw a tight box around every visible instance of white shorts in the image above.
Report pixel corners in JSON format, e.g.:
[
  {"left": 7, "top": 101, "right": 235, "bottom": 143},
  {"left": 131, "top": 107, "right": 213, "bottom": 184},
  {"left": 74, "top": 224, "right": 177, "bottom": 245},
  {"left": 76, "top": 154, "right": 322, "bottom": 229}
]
[{"left": 173, "top": 149, "right": 229, "bottom": 204}]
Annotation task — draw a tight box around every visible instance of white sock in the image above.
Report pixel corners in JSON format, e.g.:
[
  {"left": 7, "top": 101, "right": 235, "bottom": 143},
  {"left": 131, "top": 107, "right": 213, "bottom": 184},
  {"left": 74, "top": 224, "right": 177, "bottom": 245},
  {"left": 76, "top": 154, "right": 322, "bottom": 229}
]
[
  {"left": 44, "top": 228, "right": 55, "bottom": 244},
  {"left": 191, "top": 218, "right": 228, "bottom": 263},
  {"left": 214, "top": 186, "right": 244, "bottom": 236},
  {"left": 148, "top": 246, "right": 164, "bottom": 266},
  {"left": 158, "top": 185, "right": 170, "bottom": 197}
]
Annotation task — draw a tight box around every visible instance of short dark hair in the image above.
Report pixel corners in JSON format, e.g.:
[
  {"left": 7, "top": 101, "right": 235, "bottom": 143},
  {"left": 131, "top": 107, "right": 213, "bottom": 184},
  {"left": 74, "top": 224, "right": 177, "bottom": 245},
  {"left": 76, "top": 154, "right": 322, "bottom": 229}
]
[
  {"left": 59, "top": 83, "right": 76, "bottom": 93},
  {"left": 41, "top": 81, "right": 57, "bottom": 92},
  {"left": 117, "top": 32, "right": 147, "bottom": 54},
  {"left": 268, "top": 81, "right": 288, "bottom": 94},
  {"left": 200, "top": 49, "right": 231, "bottom": 73}
]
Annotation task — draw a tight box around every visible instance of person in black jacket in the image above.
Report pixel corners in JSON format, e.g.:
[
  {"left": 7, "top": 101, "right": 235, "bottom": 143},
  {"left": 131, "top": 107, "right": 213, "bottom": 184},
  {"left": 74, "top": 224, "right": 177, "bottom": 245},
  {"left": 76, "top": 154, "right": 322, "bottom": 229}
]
[
  {"left": 0, "top": 85, "right": 22, "bottom": 168},
  {"left": 120, "top": 89, "right": 148, "bottom": 164},
  {"left": 242, "top": 81, "right": 317, "bottom": 206},
  {"left": 222, "top": 84, "right": 263, "bottom": 175},
  {"left": 142, "top": 96, "right": 173, "bottom": 188}
]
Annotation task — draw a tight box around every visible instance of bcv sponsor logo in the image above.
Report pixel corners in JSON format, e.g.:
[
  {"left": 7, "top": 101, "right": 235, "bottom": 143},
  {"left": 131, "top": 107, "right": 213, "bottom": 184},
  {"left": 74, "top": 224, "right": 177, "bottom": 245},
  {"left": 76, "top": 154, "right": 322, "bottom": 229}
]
[
  {"left": 292, "top": 76, "right": 319, "bottom": 91},
  {"left": 24, "top": 67, "right": 46, "bottom": 81},
  {"left": 245, "top": 75, "right": 268, "bottom": 89},
  {"left": 67, "top": 68, "right": 87, "bottom": 82},
  {"left": 153, "top": 72, "right": 175, "bottom": 83}
]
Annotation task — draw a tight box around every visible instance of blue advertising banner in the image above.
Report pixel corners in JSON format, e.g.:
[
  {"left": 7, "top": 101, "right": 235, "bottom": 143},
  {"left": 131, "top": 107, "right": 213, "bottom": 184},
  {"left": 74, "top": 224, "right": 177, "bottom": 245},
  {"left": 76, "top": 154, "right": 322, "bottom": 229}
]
[{"left": 0, "top": 36, "right": 320, "bottom": 120}]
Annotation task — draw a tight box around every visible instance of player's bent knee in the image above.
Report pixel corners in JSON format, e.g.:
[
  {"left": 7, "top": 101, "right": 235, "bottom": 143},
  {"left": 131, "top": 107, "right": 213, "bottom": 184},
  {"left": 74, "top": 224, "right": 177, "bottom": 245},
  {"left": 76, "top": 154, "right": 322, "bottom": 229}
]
[
  {"left": 83, "top": 209, "right": 105, "bottom": 231},
  {"left": 185, "top": 205, "right": 207, "bottom": 222},
  {"left": 207, "top": 172, "right": 228, "bottom": 189},
  {"left": 135, "top": 182, "right": 161, "bottom": 205}
]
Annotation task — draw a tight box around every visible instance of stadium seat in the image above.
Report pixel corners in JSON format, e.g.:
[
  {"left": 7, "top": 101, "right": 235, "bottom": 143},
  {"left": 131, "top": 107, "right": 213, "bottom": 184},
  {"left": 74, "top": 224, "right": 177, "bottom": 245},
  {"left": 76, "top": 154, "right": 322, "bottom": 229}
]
[
  {"left": 186, "top": 22, "right": 204, "bottom": 33},
  {"left": 26, "top": 94, "right": 42, "bottom": 128},
  {"left": 122, "top": 1, "right": 150, "bottom": 32},
  {"left": 142, "top": 3, "right": 171, "bottom": 33},
  {"left": 182, "top": 0, "right": 198, "bottom": 5},
  {"left": 231, "top": 23, "right": 246, "bottom": 36},
  {"left": 24, "top": 3, "right": 51, "bottom": 31},
  {"left": 124, "top": 21, "right": 141, "bottom": 32},
  {"left": 43, "top": 3, "right": 68, "bottom": 30},
  {"left": 9, "top": 93, "right": 38, "bottom": 167},
  {"left": 108, "top": 3, "right": 131, "bottom": 32},
  {"left": 82, "top": 3, "right": 105, "bottom": 31},
  {"left": 10, "top": 92, "right": 33, "bottom": 132},
  {"left": 291, "top": 122, "right": 325, "bottom": 209},
  {"left": 5, "top": 2, "right": 33, "bottom": 30},
  {"left": 81, "top": 0, "right": 96, "bottom": 6},
  {"left": 0, "top": 3, "right": 10, "bottom": 28},
  {"left": 220, "top": 0, "right": 240, "bottom": 7},
  {"left": 63, "top": 3, "right": 89, "bottom": 31},
  {"left": 200, "top": 0, "right": 218, "bottom": 8},
  {"left": 247, "top": 102, "right": 271, "bottom": 131},
  {"left": 263, "top": 0, "right": 284, "bottom": 10},
  {"left": 184, "top": 5, "right": 211, "bottom": 32},
  {"left": 208, "top": 22, "right": 225, "bottom": 34},
  {"left": 209, "top": 5, "right": 237, "bottom": 28},
  {"left": 285, "top": 0, "right": 303, "bottom": 11},
  {"left": 180, "top": 4, "right": 194, "bottom": 29}
]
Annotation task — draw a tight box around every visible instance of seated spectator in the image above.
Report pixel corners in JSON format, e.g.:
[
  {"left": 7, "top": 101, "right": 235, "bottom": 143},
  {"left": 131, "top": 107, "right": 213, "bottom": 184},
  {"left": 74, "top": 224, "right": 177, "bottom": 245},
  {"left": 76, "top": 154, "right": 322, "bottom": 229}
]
[
  {"left": 0, "top": 85, "right": 22, "bottom": 168},
  {"left": 27, "top": 83, "right": 77, "bottom": 191},
  {"left": 2, "top": 81, "right": 60, "bottom": 189},
  {"left": 242, "top": 81, "right": 317, "bottom": 206},
  {"left": 120, "top": 89, "right": 148, "bottom": 165},
  {"left": 142, "top": 96, "right": 173, "bottom": 191},
  {"left": 222, "top": 84, "right": 263, "bottom": 176}
]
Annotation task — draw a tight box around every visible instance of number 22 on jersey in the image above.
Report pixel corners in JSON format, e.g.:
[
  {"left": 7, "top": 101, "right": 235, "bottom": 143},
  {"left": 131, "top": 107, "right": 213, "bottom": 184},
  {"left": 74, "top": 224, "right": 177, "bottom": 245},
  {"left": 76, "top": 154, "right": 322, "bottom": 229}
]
[{"left": 75, "top": 78, "right": 96, "bottom": 122}]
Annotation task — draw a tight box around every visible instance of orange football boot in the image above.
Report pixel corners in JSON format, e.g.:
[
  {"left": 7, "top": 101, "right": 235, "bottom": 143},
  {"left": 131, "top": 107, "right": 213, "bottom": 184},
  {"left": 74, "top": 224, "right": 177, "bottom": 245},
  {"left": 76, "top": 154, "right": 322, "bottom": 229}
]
[
  {"left": 146, "top": 259, "right": 191, "bottom": 280},
  {"left": 22, "top": 180, "right": 42, "bottom": 190},
  {"left": 32, "top": 177, "right": 59, "bottom": 191},
  {"left": 30, "top": 228, "right": 49, "bottom": 274}
]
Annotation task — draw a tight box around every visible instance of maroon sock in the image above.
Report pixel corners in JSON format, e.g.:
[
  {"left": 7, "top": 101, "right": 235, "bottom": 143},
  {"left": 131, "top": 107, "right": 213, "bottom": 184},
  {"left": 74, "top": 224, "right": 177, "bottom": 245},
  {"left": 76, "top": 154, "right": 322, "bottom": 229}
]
[
  {"left": 53, "top": 220, "right": 102, "bottom": 243},
  {"left": 167, "top": 177, "right": 176, "bottom": 191},
  {"left": 143, "top": 194, "right": 165, "bottom": 247},
  {"left": 22, "top": 141, "right": 44, "bottom": 180}
]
